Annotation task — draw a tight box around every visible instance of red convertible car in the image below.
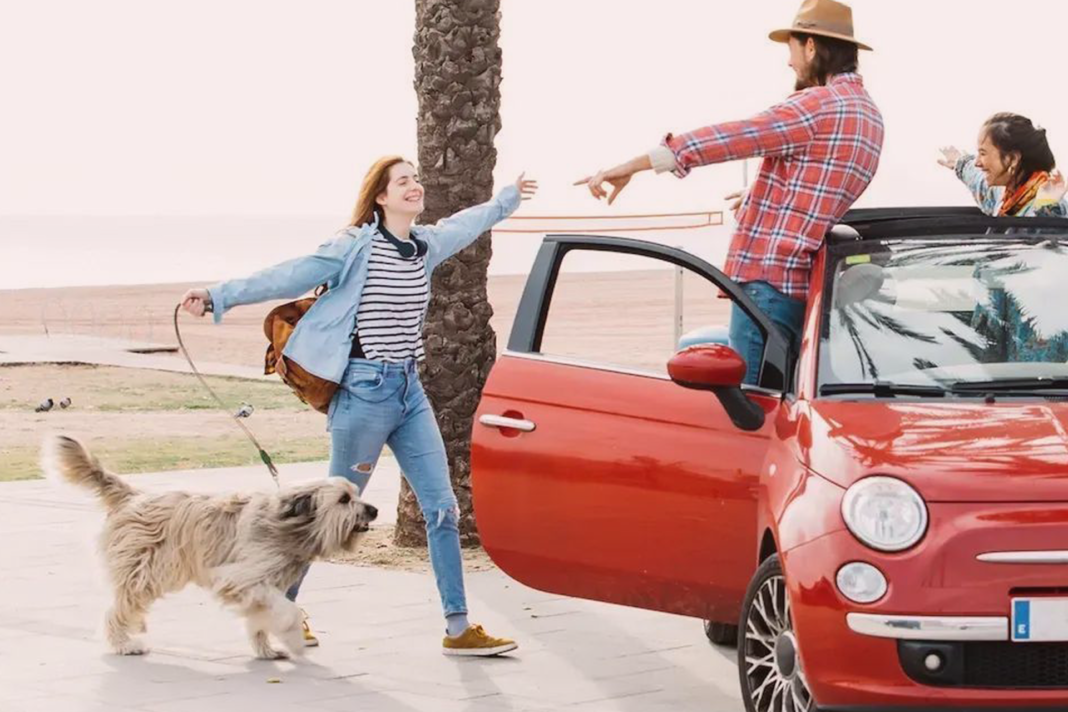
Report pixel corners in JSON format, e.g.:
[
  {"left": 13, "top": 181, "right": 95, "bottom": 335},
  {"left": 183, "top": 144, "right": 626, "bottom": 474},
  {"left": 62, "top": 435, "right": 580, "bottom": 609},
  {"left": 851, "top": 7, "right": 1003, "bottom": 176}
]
[{"left": 471, "top": 208, "right": 1068, "bottom": 711}]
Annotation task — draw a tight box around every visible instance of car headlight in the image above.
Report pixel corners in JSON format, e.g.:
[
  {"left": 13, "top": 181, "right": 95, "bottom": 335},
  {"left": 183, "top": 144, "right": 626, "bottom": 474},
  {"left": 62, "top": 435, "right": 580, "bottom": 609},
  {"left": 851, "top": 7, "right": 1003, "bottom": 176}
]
[
  {"left": 836, "top": 562, "right": 888, "bottom": 603},
  {"left": 841, "top": 476, "right": 928, "bottom": 552}
]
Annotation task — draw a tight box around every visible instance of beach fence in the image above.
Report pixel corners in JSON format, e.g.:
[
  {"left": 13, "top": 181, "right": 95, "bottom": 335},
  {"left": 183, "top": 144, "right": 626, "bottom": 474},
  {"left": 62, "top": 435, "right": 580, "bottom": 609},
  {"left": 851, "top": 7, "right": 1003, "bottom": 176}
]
[
  {"left": 29, "top": 208, "right": 728, "bottom": 353},
  {"left": 494, "top": 210, "right": 724, "bottom": 234},
  {"left": 34, "top": 298, "right": 160, "bottom": 345},
  {"left": 28, "top": 151, "right": 747, "bottom": 354},
  {"left": 496, "top": 208, "right": 728, "bottom": 349},
  {"left": 495, "top": 161, "right": 748, "bottom": 350}
]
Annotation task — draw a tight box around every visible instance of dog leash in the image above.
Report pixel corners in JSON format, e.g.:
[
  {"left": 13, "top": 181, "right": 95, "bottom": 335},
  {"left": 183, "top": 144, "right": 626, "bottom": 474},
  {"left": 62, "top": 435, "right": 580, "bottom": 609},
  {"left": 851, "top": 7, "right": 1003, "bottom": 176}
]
[{"left": 172, "top": 304, "right": 280, "bottom": 488}]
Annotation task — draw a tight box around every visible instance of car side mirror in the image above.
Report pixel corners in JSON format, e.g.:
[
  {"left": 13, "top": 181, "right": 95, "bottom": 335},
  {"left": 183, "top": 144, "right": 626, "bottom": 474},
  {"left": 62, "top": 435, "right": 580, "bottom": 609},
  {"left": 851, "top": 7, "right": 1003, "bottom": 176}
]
[{"left": 668, "top": 345, "right": 766, "bottom": 431}]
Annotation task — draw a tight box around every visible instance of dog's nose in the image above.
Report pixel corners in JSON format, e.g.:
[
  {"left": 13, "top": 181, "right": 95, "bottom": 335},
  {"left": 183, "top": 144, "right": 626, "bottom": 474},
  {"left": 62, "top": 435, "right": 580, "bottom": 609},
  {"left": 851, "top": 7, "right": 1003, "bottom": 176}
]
[{"left": 365, "top": 504, "right": 378, "bottom": 521}]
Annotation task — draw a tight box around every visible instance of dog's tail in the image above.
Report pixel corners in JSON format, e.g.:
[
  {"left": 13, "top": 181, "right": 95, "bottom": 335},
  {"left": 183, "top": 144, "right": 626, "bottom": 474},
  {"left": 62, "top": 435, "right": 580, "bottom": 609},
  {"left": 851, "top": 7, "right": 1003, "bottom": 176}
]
[{"left": 42, "top": 435, "right": 135, "bottom": 511}]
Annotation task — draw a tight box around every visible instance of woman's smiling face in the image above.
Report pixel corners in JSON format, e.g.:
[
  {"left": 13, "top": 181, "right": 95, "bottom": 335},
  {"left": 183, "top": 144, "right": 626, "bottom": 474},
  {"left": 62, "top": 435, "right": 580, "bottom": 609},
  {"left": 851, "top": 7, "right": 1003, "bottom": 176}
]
[{"left": 377, "top": 162, "right": 425, "bottom": 218}]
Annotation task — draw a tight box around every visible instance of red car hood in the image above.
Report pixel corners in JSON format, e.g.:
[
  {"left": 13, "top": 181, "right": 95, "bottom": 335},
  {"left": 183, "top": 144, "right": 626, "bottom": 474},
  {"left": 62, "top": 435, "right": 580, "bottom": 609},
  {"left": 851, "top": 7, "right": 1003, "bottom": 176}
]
[{"left": 802, "top": 400, "right": 1068, "bottom": 502}]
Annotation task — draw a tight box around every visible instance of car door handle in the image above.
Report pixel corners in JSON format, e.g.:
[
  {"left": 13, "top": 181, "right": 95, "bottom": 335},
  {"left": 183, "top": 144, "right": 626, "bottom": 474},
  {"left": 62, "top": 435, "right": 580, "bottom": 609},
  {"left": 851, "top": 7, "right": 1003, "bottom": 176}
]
[{"left": 478, "top": 414, "right": 536, "bottom": 432}]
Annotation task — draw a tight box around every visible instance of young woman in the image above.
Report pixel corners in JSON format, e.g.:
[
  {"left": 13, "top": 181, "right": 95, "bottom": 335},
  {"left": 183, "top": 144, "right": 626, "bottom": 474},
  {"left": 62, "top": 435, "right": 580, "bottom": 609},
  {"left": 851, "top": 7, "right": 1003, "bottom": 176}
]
[
  {"left": 181, "top": 157, "right": 537, "bottom": 656},
  {"left": 939, "top": 113, "right": 1068, "bottom": 217}
]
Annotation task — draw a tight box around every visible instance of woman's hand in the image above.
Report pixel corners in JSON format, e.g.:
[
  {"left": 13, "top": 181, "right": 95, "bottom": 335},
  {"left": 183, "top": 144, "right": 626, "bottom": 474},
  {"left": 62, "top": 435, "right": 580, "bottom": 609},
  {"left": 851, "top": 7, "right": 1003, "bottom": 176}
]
[
  {"left": 515, "top": 173, "right": 539, "bottom": 200},
  {"left": 938, "top": 146, "right": 964, "bottom": 170},
  {"left": 724, "top": 188, "right": 749, "bottom": 218},
  {"left": 574, "top": 166, "right": 636, "bottom": 205},
  {"left": 180, "top": 288, "right": 212, "bottom": 317},
  {"left": 1038, "top": 169, "right": 1068, "bottom": 202}
]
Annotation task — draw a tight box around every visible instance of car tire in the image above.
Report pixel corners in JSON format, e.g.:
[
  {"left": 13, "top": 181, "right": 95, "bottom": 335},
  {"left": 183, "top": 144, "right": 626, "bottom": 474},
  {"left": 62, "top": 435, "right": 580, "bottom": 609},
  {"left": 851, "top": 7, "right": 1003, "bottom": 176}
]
[
  {"left": 703, "top": 620, "right": 738, "bottom": 647},
  {"left": 737, "top": 555, "right": 814, "bottom": 712}
]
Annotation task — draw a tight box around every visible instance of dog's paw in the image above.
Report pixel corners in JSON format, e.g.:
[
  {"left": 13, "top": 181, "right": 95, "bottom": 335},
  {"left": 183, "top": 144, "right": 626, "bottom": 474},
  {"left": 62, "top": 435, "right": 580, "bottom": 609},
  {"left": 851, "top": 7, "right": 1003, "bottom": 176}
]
[
  {"left": 253, "top": 646, "right": 289, "bottom": 661},
  {"left": 251, "top": 635, "right": 288, "bottom": 660},
  {"left": 114, "top": 639, "right": 150, "bottom": 656}
]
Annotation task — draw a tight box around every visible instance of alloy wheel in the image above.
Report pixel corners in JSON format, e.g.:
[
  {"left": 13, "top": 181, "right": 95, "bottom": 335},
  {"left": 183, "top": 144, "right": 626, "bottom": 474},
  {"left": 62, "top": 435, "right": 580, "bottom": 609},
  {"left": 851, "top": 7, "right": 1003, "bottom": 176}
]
[{"left": 742, "top": 573, "right": 813, "bottom": 712}]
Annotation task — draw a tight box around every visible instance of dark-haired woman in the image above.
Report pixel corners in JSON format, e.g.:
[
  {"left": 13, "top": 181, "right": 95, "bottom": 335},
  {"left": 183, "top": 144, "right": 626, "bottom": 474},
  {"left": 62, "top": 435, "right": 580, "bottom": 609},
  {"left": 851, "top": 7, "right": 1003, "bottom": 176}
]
[
  {"left": 939, "top": 113, "right": 1067, "bottom": 217},
  {"left": 180, "top": 157, "right": 537, "bottom": 655}
]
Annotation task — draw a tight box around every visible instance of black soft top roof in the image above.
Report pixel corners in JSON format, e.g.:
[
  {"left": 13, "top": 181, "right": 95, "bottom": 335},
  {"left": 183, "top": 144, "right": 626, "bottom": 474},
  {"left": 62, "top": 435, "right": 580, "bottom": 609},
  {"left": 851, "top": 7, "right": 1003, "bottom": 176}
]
[{"left": 832, "top": 206, "right": 1068, "bottom": 241}]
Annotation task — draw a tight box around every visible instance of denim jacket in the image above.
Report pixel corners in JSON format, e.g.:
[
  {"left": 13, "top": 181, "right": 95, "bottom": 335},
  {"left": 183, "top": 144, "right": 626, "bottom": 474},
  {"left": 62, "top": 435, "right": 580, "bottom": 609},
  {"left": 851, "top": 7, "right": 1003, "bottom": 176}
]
[
  {"left": 208, "top": 185, "right": 521, "bottom": 383},
  {"left": 954, "top": 155, "right": 1068, "bottom": 217}
]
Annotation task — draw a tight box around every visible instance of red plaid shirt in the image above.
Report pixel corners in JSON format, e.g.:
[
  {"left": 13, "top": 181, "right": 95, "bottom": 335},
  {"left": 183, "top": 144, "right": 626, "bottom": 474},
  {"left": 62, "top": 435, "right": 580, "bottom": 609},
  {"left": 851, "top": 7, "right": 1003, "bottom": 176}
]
[{"left": 662, "top": 73, "right": 884, "bottom": 299}]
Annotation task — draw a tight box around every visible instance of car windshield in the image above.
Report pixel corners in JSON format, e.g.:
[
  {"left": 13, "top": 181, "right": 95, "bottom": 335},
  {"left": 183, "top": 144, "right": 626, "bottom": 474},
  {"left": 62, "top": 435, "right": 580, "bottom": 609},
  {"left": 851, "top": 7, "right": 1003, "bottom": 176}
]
[{"left": 819, "top": 236, "right": 1068, "bottom": 390}]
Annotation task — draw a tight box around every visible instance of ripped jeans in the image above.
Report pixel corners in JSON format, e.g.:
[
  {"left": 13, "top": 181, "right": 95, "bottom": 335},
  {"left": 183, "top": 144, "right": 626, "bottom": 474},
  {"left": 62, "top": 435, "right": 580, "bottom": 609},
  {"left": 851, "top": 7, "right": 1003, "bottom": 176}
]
[{"left": 285, "top": 358, "right": 467, "bottom": 617}]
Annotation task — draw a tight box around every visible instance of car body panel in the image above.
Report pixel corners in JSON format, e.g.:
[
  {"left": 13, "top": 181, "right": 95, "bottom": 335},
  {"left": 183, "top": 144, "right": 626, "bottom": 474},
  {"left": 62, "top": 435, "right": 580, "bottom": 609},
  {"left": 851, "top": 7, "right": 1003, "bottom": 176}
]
[
  {"left": 472, "top": 353, "right": 777, "bottom": 621},
  {"left": 802, "top": 400, "right": 1068, "bottom": 501},
  {"left": 785, "top": 510, "right": 1068, "bottom": 707}
]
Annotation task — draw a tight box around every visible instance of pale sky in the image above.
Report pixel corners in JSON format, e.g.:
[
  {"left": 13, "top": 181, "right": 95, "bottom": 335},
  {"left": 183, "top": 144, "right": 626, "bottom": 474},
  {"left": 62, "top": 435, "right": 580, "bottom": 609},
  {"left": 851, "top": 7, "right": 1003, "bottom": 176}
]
[{"left": 3, "top": 0, "right": 1068, "bottom": 287}]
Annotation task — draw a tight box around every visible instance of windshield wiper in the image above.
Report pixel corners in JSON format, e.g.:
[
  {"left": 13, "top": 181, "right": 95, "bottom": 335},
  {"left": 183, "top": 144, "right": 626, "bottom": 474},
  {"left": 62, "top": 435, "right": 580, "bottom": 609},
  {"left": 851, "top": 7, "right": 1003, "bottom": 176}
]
[
  {"left": 820, "top": 381, "right": 949, "bottom": 398},
  {"left": 950, "top": 377, "right": 1068, "bottom": 393}
]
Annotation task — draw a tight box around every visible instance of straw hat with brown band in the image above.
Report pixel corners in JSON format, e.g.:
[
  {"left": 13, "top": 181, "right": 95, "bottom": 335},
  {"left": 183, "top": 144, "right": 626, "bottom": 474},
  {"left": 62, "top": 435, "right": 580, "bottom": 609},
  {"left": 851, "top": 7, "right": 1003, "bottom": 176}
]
[{"left": 768, "top": 0, "right": 873, "bottom": 52}]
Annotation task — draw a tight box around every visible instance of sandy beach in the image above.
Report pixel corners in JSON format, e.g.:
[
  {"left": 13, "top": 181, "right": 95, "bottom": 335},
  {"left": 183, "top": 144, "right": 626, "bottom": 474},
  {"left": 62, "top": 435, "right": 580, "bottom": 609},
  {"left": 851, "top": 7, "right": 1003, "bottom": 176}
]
[
  {"left": 0, "top": 275, "right": 529, "bottom": 369},
  {"left": 0, "top": 270, "right": 732, "bottom": 481},
  {"left": 0, "top": 269, "right": 732, "bottom": 371}
]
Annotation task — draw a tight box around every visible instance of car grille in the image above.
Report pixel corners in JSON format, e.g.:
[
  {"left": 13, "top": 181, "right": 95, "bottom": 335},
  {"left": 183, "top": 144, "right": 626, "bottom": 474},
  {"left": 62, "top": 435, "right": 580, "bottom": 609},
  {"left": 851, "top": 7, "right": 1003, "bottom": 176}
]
[
  {"left": 899, "top": 640, "right": 1068, "bottom": 688},
  {"left": 965, "top": 642, "right": 1068, "bottom": 688}
]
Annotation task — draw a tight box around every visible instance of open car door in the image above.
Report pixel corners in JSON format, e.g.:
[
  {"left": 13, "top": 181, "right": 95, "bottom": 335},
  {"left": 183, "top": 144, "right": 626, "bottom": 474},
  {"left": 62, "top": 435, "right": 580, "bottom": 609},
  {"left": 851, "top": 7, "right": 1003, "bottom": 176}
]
[{"left": 471, "top": 235, "right": 792, "bottom": 623}]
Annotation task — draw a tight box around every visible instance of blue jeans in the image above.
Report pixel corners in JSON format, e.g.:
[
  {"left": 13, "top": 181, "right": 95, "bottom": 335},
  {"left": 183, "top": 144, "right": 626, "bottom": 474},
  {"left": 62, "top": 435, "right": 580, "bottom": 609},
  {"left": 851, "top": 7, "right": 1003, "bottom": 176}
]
[
  {"left": 285, "top": 358, "right": 467, "bottom": 617},
  {"left": 728, "top": 281, "right": 805, "bottom": 386}
]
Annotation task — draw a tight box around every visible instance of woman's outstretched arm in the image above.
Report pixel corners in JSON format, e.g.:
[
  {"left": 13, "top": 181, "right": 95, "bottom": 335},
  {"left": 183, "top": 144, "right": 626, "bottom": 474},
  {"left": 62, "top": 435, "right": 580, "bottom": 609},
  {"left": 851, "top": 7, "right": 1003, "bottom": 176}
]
[
  {"left": 421, "top": 174, "right": 537, "bottom": 270},
  {"left": 181, "top": 235, "right": 352, "bottom": 323}
]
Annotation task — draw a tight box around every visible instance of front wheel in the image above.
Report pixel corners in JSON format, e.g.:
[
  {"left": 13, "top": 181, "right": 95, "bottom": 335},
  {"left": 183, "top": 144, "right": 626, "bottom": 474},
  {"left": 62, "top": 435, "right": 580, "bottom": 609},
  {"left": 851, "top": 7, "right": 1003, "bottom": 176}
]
[
  {"left": 738, "top": 555, "right": 813, "bottom": 712},
  {"left": 703, "top": 620, "right": 738, "bottom": 646}
]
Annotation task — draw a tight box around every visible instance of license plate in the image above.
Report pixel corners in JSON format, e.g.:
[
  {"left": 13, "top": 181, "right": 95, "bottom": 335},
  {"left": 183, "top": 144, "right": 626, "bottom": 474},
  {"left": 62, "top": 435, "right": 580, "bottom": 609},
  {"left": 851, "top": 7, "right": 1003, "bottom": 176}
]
[{"left": 1012, "top": 598, "right": 1068, "bottom": 642}]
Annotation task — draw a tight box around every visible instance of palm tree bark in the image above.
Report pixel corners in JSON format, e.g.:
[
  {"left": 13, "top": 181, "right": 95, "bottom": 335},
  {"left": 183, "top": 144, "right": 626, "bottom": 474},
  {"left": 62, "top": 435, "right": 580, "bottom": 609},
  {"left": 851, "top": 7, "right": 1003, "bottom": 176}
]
[{"left": 396, "top": 0, "right": 502, "bottom": 547}]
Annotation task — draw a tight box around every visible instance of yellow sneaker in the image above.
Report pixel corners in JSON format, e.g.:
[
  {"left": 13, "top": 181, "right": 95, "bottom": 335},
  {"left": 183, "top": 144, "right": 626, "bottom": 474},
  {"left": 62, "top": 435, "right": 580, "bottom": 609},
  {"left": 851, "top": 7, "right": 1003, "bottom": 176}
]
[
  {"left": 301, "top": 610, "right": 319, "bottom": 648},
  {"left": 442, "top": 624, "right": 517, "bottom": 657}
]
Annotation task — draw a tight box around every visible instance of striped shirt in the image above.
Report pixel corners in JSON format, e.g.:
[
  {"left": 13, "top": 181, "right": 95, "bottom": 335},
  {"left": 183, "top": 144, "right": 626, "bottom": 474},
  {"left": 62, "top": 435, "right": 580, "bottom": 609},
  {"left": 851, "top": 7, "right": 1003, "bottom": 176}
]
[{"left": 353, "top": 227, "right": 429, "bottom": 362}]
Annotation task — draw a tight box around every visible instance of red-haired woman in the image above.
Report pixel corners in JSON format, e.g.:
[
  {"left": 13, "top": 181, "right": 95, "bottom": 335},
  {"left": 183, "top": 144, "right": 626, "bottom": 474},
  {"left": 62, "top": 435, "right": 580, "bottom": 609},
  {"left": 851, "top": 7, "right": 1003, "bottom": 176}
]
[{"left": 182, "top": 157, "right": 536, "bottom": 656}]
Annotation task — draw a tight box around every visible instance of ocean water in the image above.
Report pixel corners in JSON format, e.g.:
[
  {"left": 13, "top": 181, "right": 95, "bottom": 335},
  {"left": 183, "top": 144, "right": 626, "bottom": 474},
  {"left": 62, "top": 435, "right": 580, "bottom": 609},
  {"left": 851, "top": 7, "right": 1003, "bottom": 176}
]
[{"left": 1, "top": 215, "right": 732, "bottom": 290}]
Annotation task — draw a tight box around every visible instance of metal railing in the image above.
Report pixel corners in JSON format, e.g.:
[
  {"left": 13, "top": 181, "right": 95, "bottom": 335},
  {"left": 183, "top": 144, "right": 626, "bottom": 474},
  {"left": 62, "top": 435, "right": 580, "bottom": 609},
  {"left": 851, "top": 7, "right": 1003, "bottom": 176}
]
[
  {"left": 499, "top": 209, "right": 727, "bottom": 348},
  {"left": 494, "top": 160, "right": 749, "bottom": 349},
  {"left": 494, "top": 210, "right": 724, "bottom": 234}
]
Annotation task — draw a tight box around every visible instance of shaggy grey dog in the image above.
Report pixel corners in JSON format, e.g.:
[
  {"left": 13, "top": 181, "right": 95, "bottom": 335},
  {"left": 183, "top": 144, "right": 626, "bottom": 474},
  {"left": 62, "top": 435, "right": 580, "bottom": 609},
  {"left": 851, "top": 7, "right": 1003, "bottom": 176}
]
[{"left": 43, "top": 435, "right": 377, "bottom": 659}]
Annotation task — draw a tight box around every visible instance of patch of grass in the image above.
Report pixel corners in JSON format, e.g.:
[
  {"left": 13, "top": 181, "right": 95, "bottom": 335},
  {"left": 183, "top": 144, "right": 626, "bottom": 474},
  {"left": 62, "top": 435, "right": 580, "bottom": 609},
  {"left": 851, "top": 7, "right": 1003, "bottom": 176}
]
[{"left": 0, "top": 436, "right": 330, "bottom": 481}]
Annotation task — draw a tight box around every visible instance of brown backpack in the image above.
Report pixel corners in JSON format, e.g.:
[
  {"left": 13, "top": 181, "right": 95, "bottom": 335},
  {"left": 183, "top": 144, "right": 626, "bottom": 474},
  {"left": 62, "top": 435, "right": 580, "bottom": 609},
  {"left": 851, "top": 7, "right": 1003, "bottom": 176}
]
[{"left": 262, "top": 287, "right": 338, "bottom": 414}]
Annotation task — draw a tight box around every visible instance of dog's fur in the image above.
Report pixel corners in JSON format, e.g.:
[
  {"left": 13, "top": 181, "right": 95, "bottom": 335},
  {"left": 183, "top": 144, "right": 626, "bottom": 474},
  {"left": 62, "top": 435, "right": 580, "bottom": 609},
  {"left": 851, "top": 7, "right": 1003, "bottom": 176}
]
[{"left": 42, "top": 435, "right": 377, "bottom": 659}]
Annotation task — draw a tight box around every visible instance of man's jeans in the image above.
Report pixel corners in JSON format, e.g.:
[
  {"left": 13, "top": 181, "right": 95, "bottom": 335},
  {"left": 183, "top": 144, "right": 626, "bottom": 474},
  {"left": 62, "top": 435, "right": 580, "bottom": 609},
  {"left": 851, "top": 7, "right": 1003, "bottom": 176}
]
[
  {"left": 285, "top": 358, "right": 467, "bottom": 617},
  {"left": 728, "top": 281, "right": 805, "bottom": 386}
]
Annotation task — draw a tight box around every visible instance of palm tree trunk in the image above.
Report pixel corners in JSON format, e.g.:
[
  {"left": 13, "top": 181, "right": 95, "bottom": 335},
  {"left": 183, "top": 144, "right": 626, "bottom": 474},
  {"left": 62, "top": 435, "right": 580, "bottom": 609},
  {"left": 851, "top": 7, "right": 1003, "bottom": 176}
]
[{"left": 396, "top": 0, "right": 502, "bottom": 547}]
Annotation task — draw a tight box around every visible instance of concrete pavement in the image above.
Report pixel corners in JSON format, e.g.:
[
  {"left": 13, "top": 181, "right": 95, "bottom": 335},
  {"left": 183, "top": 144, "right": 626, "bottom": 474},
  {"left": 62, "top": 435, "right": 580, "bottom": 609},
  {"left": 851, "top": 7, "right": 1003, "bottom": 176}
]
[{"left": 0, "top": 458, "right": 744, "bottom": 712}]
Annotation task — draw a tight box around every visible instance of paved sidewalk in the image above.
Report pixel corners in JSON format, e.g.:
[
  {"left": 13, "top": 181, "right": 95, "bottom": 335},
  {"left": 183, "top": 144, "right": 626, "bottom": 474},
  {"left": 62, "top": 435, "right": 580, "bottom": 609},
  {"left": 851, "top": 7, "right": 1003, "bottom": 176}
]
[
  {"left": 0, "top": 459, "right": 743, "bottom": 712},
  {"left": 0, "top": 335, "right": 270, "bottom": 380}
]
